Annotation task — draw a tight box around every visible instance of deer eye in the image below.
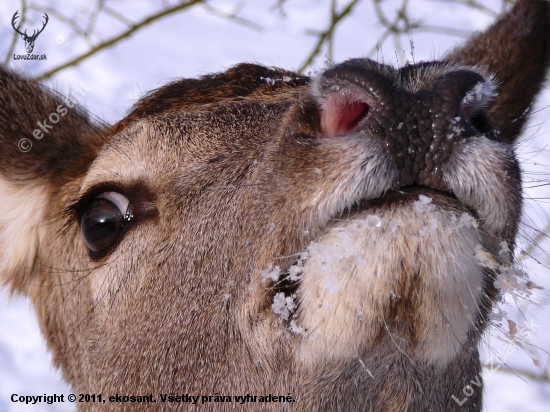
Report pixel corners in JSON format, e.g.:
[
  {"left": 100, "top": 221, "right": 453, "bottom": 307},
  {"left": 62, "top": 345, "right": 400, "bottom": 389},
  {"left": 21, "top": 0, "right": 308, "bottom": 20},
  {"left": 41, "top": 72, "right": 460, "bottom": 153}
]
[{"left": 80, "top": 192, "right": 132, "bottom": 253}]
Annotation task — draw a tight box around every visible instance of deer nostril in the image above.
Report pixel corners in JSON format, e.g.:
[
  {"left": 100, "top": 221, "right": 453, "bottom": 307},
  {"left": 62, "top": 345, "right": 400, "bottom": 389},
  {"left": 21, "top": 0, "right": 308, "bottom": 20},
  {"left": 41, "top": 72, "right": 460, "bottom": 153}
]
[
  {"left": 320, "top": 98, "right": 369, "bottom": 138},
  {"left": 468, "top": 110, "right": 492, "bottom": 134}
]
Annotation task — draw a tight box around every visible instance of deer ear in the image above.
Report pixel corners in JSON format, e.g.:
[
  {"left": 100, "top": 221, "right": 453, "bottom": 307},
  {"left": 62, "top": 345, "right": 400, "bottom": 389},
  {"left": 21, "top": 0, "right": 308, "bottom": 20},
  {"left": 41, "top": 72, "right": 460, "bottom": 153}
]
[
  {"left": 0, "top": 67, "right": 105, "bottom": 294},
  {"left": 446, "top": 0, "right": 550, "bottom": 142}
]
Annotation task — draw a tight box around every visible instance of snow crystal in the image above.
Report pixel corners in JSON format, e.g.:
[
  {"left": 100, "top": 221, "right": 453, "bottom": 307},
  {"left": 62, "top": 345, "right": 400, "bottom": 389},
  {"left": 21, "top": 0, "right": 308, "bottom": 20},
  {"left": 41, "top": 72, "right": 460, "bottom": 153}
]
[
  {"left": 261, "top": 76, "right": 276, "bottom": 85},
  {"left": 413, "top": 195, "right": 435, "bottom": 213},
  {"left": 494, "top": 266, "right": 533, "bottom": 300},
  {"left": 289, "top": 320, "right": 304, "bottom": 335},
  {"left": 268, "top": 222, "right": 276, "bottom": 233},
  {"left": 288, "top": 265, "right": 303, "bottom": 281},
  {"left": 261, "top": 264, "right": 281, "bottom": 283},
  {"left": 474, "top": 244, "right": 536, "bottom": 301},
  {"left": 462, "top": 81, "right": 494, "bottom": 106},
  {"left": 261, "top": 76, "right": 293, "bottom": 85},
  {"left": 458, "top": 212, "right": 477, "bottom": 228},
  {"left": 365, "top": 214, "right": 381, "bottom": 227},
  {"left": 474, "top": 244, "right": 498, "bottom": 269},
  {"left": 271, "top": 293, "right": 289, "bottom": 319},
  {"left": 498, "top": 241, "right": 511, "bottom": 263},
  {"left": 271, "top": 292, "right": 296, "bottom": 321}
]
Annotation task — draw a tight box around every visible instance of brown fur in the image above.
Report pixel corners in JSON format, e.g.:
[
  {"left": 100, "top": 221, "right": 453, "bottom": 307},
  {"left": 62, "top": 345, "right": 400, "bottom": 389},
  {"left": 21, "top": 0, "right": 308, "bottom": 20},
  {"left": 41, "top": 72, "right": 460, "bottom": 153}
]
[{"left": 1, "top": 0, "right": 549, "bottom": 410}]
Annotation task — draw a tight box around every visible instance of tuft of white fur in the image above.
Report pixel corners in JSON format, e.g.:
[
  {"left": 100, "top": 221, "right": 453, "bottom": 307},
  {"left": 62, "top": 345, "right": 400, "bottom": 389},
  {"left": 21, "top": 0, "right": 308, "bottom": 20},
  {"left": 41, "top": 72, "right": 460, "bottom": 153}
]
[
  {"left": 0, "top": 177, "right": 48, "bottom": 292},
  {"left": 297, "top": 199, "right": 484, "bottom": 368}
]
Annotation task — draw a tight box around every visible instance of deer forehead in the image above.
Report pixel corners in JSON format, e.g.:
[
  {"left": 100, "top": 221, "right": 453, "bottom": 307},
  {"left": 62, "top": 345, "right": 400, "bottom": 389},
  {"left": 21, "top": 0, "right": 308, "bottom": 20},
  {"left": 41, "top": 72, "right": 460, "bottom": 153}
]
[{"left": 81, "top": 105, "right": 289, "bottom": 194}]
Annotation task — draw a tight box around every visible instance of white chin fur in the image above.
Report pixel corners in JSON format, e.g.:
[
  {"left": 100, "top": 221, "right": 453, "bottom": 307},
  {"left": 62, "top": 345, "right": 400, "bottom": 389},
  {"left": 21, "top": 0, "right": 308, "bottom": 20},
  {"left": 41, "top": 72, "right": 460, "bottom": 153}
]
[{"left": 296, "top": 194, "right": 484, "bottom": 368}]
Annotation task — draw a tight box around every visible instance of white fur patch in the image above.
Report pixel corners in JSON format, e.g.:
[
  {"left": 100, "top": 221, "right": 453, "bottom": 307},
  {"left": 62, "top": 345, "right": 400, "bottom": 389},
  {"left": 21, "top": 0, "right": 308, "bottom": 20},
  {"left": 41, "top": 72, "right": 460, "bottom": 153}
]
[
  {"left": 0, "top": 177, "right": 48, "bottom": 292},
  {"left": 296, "top": 197, "right": 484, "bottom": 368},
  {"left": 445, "top": 136, "right": 520, "bottom": 238}
]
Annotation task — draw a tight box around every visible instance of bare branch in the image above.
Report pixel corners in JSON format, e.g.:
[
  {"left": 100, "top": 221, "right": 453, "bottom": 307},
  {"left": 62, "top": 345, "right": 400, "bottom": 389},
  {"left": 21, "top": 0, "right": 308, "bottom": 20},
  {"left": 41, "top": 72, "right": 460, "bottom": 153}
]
[
  {"left": 202, "top": 3, "right": 263, "bottom": 32},
  {"left": 102, "top": 5, "right": 134, "bottom": 27},
  {"left": 298, "top": 0, "right": 362, "bottom": 73},
  {"left": 84, "top": 0, "right": 105, "bottom": 37},
  {"left": 269, "top": 0, "right": 291, "bottom": 15},
  {"left": 34, "top": 0, "right": 205, "bottom": 81},
  {"left": 30, "top": 4, "right": 93, "bottom": 46},
  {"left": 438, "top": 0, "right": 499, "bottom": 16},
  {"left": 414, "top": 25, "right": 472, "bottom": 38},
  {"left": 485, "top": 365, "right": 550, "bottom": 383}
]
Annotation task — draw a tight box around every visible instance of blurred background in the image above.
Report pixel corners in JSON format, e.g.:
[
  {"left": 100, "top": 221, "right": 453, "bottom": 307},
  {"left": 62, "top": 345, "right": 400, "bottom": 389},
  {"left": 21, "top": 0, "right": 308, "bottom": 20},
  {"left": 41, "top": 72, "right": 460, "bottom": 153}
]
[{"left": 0, "top": 0, "right": 548, "bottom": 410}]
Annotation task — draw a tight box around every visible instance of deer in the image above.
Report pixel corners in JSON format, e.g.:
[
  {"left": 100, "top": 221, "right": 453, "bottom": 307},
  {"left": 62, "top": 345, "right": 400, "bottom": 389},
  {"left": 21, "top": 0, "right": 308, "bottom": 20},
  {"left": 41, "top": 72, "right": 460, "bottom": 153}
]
[
  {"left": 11, "top": 11, "right": 49, "bottom": 54},
  {"left": 0, "top": 0, "right": 549, "bottom": 410}
]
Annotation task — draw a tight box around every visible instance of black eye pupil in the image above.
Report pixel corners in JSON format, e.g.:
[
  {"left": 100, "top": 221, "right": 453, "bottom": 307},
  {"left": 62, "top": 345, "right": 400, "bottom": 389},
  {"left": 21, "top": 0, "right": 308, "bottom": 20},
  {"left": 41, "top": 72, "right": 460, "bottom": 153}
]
[{"left": 81, "top": 198, "right": 125, "bottom": 253}]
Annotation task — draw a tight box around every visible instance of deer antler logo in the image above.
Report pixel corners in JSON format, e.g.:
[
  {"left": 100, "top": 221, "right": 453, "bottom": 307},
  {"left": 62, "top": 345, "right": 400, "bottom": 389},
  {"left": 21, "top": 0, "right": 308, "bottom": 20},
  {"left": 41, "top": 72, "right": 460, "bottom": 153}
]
[{"left": 11, "top": 11, "right": 49, "bottom": 54}]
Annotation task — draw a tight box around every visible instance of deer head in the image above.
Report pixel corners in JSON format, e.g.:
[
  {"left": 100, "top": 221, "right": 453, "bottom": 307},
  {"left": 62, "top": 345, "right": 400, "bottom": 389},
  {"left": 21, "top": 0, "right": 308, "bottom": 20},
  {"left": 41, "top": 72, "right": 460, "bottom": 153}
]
[
  {"left": 11, "top": 11, "right": 49, "bottom": 54},
  {"left": 0, "top": 0, "right": 549, "bottom": 410}
]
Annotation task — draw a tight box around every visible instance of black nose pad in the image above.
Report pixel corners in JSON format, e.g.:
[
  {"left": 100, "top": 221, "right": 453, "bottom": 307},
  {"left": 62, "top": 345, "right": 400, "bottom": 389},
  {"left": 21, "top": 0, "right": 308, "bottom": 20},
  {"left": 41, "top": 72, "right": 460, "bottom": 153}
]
[{"left": 315, "top": 61, "right": 494, "bottom": 192}]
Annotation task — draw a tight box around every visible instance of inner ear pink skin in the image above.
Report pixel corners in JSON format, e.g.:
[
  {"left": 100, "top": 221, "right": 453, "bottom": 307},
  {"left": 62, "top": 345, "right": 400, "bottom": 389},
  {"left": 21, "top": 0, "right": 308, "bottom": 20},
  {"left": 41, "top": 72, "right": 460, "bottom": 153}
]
[{"left": 320, "top": 96, "right": 369, "bottom": 138}]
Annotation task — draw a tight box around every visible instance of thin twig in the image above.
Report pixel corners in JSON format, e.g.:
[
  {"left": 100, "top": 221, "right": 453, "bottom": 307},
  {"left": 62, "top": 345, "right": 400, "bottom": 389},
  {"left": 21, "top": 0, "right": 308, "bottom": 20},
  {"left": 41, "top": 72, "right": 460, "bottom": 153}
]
[
  {"left": 85, "top": 0, "right": 105, "bottom": 37},
  {"left": 415, "top": 25, "right": 472, "bottom": 37},
  {"left": 485, "top": 365, "right": 550, "bottom": 383},
  {"left": 298, "top": 0, "right": 362, "bottom": 72},
  {"left": 34, "top": 0, "right": 205, "bottom": 81},
  {"left": 269, "top": 0, "right": 290, "bottom": 15},
  {"left": 439, "top": 0, "right": 499, "bottom": 16},
  {"left": 202, "top": 3, "right": 263, "bottom": 31},
  {"left": 30, "top": 4, "right": 92, "bottom": 46},
  {"left": 102, "top": 5, "right": 134, "bottom": 27}
]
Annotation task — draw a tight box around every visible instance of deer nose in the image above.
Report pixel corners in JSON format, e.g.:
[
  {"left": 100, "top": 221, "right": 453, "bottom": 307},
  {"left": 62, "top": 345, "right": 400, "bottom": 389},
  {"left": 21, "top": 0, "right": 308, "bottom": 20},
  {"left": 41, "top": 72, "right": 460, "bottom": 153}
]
[{"left": 317, "top": 63, "right": 494, "bottom": 192}]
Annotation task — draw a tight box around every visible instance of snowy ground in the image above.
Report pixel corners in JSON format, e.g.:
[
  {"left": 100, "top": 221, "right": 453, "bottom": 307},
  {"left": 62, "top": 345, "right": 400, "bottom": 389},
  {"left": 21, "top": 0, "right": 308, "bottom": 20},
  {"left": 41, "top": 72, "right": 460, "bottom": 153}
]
[{"left": 0, "top": 0, "right": 549, "bottom": 411}]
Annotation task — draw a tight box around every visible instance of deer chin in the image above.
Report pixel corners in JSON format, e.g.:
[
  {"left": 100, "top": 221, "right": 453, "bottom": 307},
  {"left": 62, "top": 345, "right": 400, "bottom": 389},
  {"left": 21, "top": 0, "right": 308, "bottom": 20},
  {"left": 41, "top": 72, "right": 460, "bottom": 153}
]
[{"left": 291, "top": 184, "right": 487, "bottom": 369}]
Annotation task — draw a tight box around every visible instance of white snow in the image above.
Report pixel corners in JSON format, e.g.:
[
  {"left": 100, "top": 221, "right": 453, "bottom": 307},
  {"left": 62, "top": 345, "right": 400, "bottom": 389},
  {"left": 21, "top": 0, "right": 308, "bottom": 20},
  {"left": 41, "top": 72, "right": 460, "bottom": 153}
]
[
  {"left": 260, "top": 263, "right": 281, "bottom": 283},
  {"left": 462, "top": 81, "right": 495, "bottom": 107},
  {"left": 413, "top": 195, "right": 435, "bottom": 213},
  {"left": 289, "top": 320, "right": 305, "bottom": 335},
  {"left": 271, "top": 292, "right": 296, "bottom": 321},
  {"left": 365, "top": 214, "right": 381, "bottom": 227}
]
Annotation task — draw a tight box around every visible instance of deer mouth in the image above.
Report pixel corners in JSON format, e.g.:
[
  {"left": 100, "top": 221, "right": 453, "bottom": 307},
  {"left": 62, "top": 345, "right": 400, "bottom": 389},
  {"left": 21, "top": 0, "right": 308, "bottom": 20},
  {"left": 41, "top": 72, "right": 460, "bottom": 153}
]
[
  {"left": 274, "top": 169, "right": 491, "bottom": 367},
  {"left": 355, "top": 185, "right": 463, "bottom": 211}
]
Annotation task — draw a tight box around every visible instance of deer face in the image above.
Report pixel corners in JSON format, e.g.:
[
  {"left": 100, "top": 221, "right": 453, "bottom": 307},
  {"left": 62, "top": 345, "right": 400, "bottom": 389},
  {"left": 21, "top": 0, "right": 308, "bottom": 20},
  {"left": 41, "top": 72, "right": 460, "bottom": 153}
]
[{"left": 0, "top": 0, "right": 549, "bottom": 411}]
